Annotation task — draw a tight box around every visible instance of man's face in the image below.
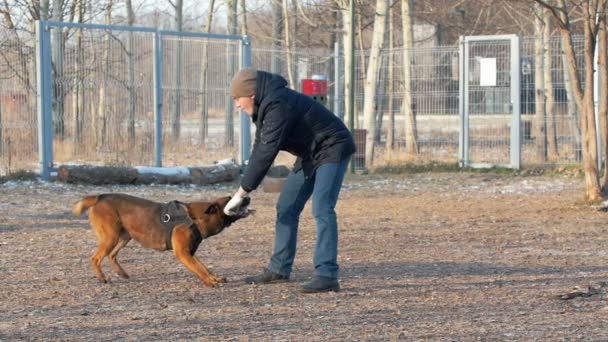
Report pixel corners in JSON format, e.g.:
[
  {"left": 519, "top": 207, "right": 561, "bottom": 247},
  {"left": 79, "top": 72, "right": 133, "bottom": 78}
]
[{"left": 234, "top": 95, "right": 255, "bottom": 116}]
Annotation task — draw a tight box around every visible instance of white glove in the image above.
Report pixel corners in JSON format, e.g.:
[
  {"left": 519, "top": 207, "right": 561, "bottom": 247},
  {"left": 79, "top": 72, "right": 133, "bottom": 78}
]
[{"left": 224, "top": 187, "right": 249, "bottom": 216}]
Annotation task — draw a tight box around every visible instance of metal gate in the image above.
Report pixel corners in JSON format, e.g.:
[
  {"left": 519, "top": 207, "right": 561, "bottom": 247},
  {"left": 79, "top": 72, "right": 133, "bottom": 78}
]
[
  {"left": 459, "top": 35, "right": 521, "bottom": 169},
  {"left": 36, "top": 20, "right": 252, "bottom": 180}
]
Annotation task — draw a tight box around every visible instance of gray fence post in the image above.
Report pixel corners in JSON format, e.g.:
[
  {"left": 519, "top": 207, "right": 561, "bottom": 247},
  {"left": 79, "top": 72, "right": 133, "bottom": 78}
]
[
  {"left": 510, "top": 35, "right": 521, "bottom": 170},
  {"left": 239, "top": 35, "right": 252, "bottom": 165},
  {"left": 36, "top": 20, "right": 53, "bottom": 181},
  {"left": 153, "top": 30, "right": 163, "bottom": 167},
  {"left": 334, "top": 41, "right": 341, "bottom": 118},
  {"left": 458, "top": 36, "right": 468, "bottom": 167}
]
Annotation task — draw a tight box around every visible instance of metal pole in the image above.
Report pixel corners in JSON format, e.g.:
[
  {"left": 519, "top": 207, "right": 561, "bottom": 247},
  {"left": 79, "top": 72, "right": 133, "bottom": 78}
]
[
  {"left": 36, "top": 20, "right": 53, "bottom": 181},
  {"left": 153, "top": 30, "right": 163, "bottom": 167},
  {"left": 334, "top": 41, "right": 341, "bottom": 118},
  {"left": 348, "top": 0, "right": 355, "bottom": 173},
  {"left": 240, "top": 35, "right": 252, "bottom": 165},
  {"left": 458, "top": 36, "right": 467, "bottom": 167},
  {"left": 510, "top": 35, "right": 521, "bottom": 170}
]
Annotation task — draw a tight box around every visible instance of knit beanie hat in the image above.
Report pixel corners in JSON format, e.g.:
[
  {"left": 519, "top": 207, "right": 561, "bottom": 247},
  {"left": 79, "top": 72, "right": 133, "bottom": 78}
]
[{"left": 231, "top": 68, "right": 257, "bottom": 98}]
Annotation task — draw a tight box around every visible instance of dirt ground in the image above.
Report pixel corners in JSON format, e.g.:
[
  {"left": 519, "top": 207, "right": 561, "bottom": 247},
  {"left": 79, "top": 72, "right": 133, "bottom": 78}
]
[{"left": 1, "top": 172, "right": 608, "bottom": 341}]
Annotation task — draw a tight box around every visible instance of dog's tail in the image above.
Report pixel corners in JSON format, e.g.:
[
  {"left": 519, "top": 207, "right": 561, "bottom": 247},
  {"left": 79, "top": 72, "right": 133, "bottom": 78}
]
[{"left": 72, "top": 195, "right": 100, "bottom": 216}]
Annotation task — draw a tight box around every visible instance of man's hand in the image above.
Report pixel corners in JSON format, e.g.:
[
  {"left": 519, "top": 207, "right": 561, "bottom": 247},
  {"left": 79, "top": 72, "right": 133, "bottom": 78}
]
[{"left": 224, "top": 187, "right": 250, "bottom": 216}]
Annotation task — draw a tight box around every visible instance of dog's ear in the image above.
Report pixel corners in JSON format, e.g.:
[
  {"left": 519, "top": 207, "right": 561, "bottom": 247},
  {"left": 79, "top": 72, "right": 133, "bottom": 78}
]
[{"left": 205, "top": 203, "right": 221, "bottom": 215}]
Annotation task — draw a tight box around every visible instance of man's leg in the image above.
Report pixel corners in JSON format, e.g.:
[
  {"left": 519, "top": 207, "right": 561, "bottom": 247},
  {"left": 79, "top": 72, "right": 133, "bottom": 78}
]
[
  {"left": 310, "top": 157, "right": 350, "bottom": 281},
  {"left": 267, "top": 168, "right": 314, "bottom": 277}
]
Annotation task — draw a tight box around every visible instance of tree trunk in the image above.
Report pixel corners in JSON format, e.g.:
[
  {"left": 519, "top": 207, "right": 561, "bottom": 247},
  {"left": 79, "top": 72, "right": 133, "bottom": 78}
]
[
  {"left": 72, "top": 0, "right": 84, "bottom": 144},
  {"left": 356, "top": 3, "right": 366, "bottom": 75},
  {"left": 52, "top": 0, "right": 65, "bottom": 138},
  {"left": 562, "top": 52, "right": 581, "bottom": 161},
  {"left": 552, "top": 0, "right": 602, "bottom": 201},
  {"left": 598, "top": 9, "right": 608, "bottom": 190},
  {"left": 543, "top": 7, "right": 558, "bottom": 159},
  {"left": 40, "top": 0, "right": 50, "bottom": 19},
  {"left": 171, "top": 0, "right": 184, "bottom": 142},
  {"left": 282, "top": 0, "right": 297, "bottom": 87},
  {"left": 96, "top": 0, "right": 112, "bottom": 148},
  {"left": 239, "top": 0, "right": 247, "bottom": 35},
  {"left": 126, "top": 0, "right": 136, "bottom": 143},
  {"left": 326, "top": 10, "right": 338, "bottom": 115},
  {"left": 225, "top": 0, "right": 238, "bottom": 147},
  {"left": 341, "top": 0, "right": 355, "bottom": 130},
  {"left": 386, "top": 3, "right": 395, "bottom": 161},
  {"left": 271, "top": 0, "right": 283, "bottom": 73},
  {"left": 533, "top": 3, "right": 547, "bottom": 162},
  {"left": 362, "top": 0, "right": 388, "bottom": 167},
  {"left": 57, "top": 162, "right": 239, "bottom": 185},
  {"left": 199, "top": 0, "right": 215, "bottom": 145},
  {"left": 58, "top": 165, "right": 139, "bottom": 184},
  {"left": 402, "top": 0, "right": 418, "bottom": 156}
]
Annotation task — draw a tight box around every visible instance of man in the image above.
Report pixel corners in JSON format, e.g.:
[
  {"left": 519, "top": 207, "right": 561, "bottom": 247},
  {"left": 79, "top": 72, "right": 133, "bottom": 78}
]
[{"left": 224, "top": 68, "right": 356, "bottom": 293}]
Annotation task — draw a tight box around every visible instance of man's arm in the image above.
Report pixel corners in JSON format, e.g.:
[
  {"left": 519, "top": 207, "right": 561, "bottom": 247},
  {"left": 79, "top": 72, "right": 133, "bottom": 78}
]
[{"left": 240, "top": 101, "right": 290, "bottom": 192}]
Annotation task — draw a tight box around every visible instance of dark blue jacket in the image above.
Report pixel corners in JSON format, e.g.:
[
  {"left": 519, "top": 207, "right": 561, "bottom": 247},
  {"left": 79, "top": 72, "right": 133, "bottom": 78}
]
[{"left": 240, "top": 71, "right": 356, "bottom": 192}]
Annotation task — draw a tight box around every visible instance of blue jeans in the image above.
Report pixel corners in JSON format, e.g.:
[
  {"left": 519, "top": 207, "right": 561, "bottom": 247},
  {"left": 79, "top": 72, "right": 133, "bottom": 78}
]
[{"left": 267, "top": 156, "right": 350, "bottom": 280}]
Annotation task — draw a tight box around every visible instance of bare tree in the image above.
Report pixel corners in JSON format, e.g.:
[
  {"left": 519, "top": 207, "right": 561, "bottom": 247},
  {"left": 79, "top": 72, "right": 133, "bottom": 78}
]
[
  {"left": 239, "top": 0, "right": 247, "bottom": 35},
  {"left": 271, "top": 0, "right": 283, "bottom": 73},
  {"left": 40, "top": 0, "right": 49, "bottom": 19},
  {"left": 402, "top": 0, "right": 418, "bottom": 157},
  {"left": 338, "top": 0, "right": 355, "bottom": 129},
  {"left": 385, "top": 0, "right": 395, "bottom": 161},
  {"left": 199, "top": 0, "right": 215, "bottom": 144},
  {"left": 362, "top": 0, "right": 387, "bottom": 167},
  {"left": 170, "top": 0, "right": 183, "bottom": 142},
  {"left": 94, "top": 0, "right": 112, "bottom": 148},
  {"left": 533, "top": 2, "right": 547, "bottom": 162},
  {"left": 543, "top": 5, "right": 558, "bottom": 159},
  {"left": 126, "top": 0, "right": 136, "bottom": 143},
  {"left": 225, "top": 0, "right": 237, "bottom": 147},
  {"left": 72, "top": 0, "right": 84, "bottom": 144},
  {"left": 282, "top": 0, "right": 296, "bottom": 87},
  {"left": 535, "top": 0, "right": 605, "bottom": 202},
  {"left": 598, "top": 4, "right": 608, "bottom": 190},
  {"left": 52, "top": 0, "right": 65, "bottom": 138}
]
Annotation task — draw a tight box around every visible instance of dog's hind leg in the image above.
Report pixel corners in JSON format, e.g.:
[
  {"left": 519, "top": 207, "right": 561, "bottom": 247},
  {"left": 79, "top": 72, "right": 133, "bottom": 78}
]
[
  {"left": 89, "top": 213, "right": 121, "bottom": 283},
  {"left": 108, "top": 230, "right": 131, "bottom": 279},
  {"left": 91, "top": 236, "right": 118, "bottom": 283}
]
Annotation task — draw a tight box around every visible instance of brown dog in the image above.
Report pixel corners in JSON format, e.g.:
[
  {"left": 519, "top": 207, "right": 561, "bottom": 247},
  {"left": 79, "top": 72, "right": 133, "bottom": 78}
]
[{"left": 72, "top": 193, "right": 251, "bottom": 287}]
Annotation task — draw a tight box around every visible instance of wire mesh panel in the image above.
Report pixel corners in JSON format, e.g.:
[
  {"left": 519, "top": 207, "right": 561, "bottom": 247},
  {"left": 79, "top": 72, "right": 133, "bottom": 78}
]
[
  {"left": 393, "top": 46, "right": 460, "bottom": 164},
  {"left": 42, "top": 23, "right": 248, "bottom": 170},
  {"left": 463, "top": 37, "right": 516, "bottom": 167},
  {"left": 0, "top": 29, "right": 38, "bottom": 175},
  {"left": 520, "top": 36, "right": 585, "bottom": 166},
  {"left": 161, "top": 35, "right": 242, "bottom": 166},
  {"left": 49, "top": 25, "right": 156, "bottom": 167},
  {"left": 350, "top": 45, "right": 461, "bottom": 170}
]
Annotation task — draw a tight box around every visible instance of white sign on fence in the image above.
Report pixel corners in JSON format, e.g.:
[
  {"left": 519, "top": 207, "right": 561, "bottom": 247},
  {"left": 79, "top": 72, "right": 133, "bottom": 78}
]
[{"left": 479, "top": 57, "right": 497, "bottom": 86}]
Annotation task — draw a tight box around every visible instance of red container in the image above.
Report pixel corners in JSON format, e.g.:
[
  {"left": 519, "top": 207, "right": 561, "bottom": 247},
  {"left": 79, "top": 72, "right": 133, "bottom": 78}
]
[{"left": 301, "top": 79, "right": 328, "bottom": 95}]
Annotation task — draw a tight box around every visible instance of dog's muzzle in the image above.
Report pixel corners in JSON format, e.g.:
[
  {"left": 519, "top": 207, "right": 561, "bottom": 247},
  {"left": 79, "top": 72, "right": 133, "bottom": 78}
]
[{"left": 225, "top": 197, "right": 254, "bottom": 224}]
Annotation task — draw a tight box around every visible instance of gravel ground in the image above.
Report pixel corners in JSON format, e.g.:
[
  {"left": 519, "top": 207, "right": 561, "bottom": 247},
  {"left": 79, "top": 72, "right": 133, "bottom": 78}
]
[{"left": 1, "top": 172, "right": 608, "bottom": 341}]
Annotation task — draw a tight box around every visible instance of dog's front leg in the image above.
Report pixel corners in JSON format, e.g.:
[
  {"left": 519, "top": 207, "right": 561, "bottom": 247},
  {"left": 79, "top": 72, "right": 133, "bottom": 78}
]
[{"left": 172, "top": 225, "right": 221, "bottom": 287}]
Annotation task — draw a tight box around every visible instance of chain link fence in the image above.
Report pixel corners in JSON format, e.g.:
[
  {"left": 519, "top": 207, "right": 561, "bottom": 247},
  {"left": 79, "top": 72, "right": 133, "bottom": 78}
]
[
  {"left": 0, "top": 25, "right": 595, "bottom": 176},
  {"left": 0, "top": 28, "right": 38, "bottom": 175}
]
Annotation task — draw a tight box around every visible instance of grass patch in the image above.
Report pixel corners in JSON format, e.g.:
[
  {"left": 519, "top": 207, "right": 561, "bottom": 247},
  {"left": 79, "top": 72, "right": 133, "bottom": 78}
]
[{"left": 368, "top": 161, "right": 585, "bottom": 178}]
